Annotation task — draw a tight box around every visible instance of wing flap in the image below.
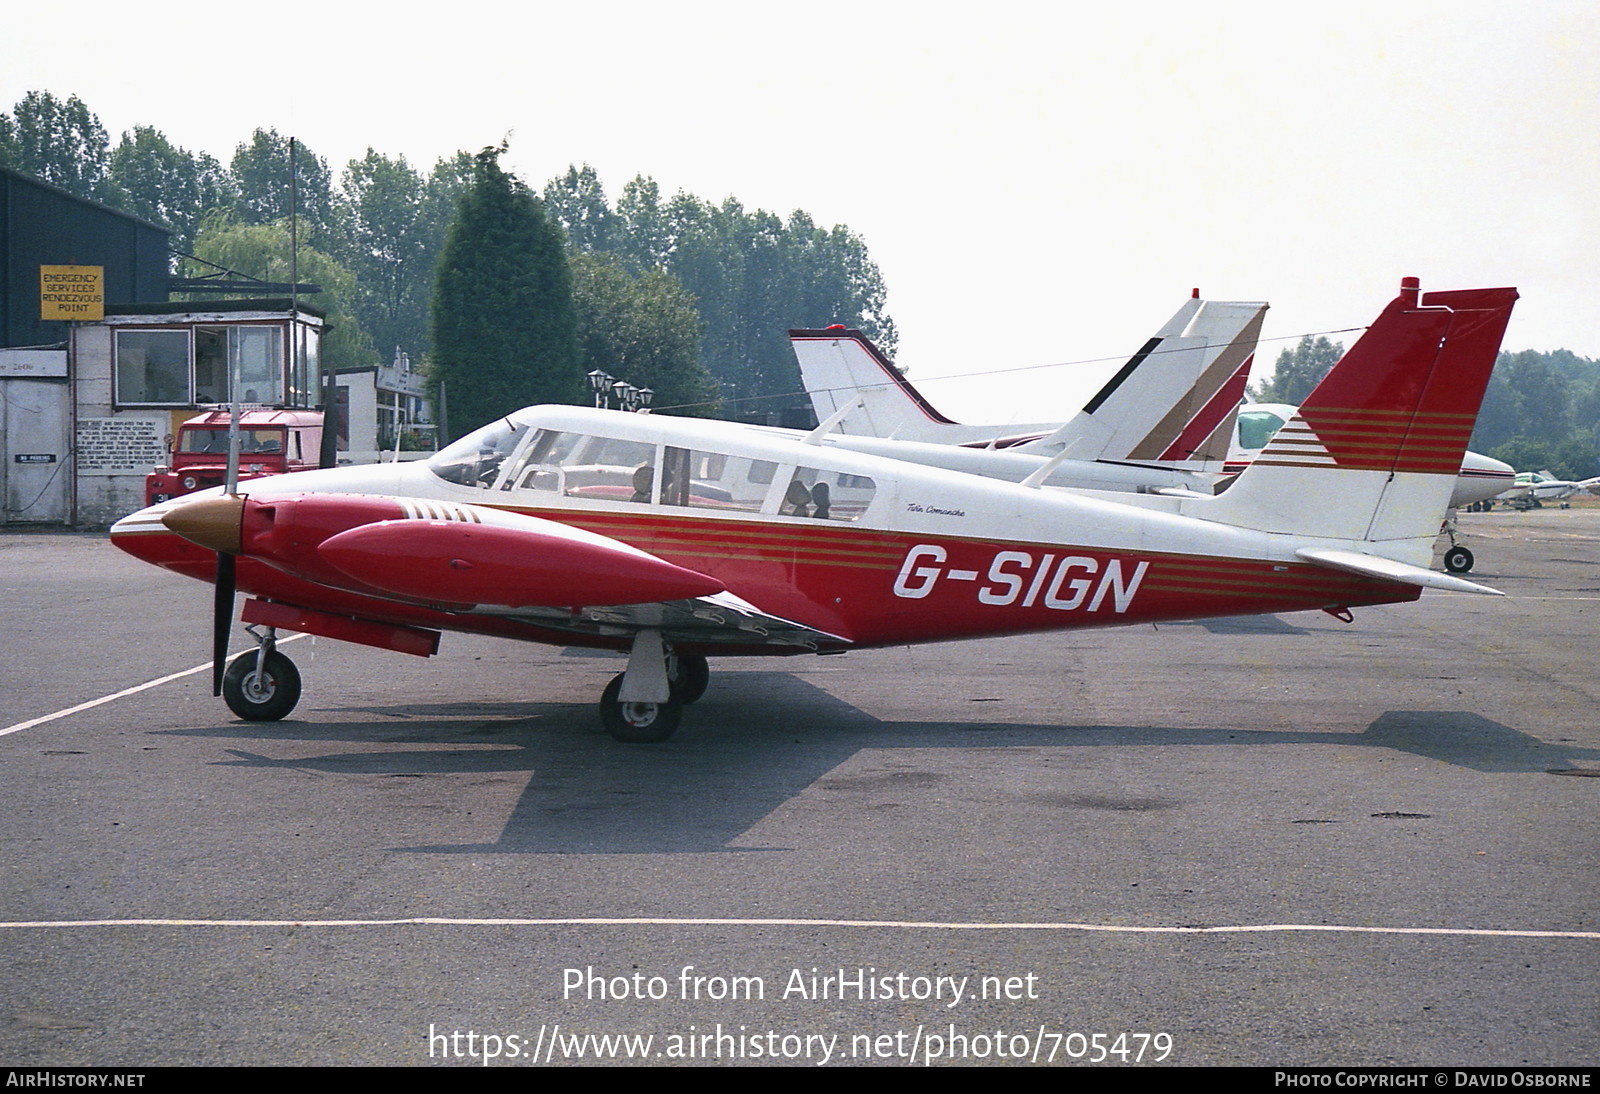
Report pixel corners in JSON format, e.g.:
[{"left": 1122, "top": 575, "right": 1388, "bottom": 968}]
[{"left": 493, "top": 589, "right": 853, "bottom": 651}]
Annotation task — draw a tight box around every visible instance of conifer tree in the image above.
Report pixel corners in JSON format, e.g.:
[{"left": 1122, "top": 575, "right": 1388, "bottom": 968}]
[{"left": 430, "top": 147, "right": 581, "bottom": 436}]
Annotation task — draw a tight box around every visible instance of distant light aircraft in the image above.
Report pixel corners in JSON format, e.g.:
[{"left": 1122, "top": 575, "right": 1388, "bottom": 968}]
[
  {"left": 111, "top": 278, "right": 1515, "bottom": 743},
  {"left": 1492, "top": 470, "right": 1600, "bottom": 510}
]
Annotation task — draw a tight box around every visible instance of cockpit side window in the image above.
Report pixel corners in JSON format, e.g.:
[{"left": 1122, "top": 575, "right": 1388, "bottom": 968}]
[
  {"left": 501, "top": 429, "right": 581, "bottom": 491},
  {"left": 502, "top": 430, "right": 659, "bottom": 503}
]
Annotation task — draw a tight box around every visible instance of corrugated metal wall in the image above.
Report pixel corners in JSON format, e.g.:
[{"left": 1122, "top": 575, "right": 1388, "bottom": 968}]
[{"left": 1, "top": 168, "right": 171, "bottom": 349}]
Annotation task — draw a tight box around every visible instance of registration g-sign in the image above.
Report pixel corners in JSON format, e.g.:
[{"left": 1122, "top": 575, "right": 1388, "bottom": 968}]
[{"left": 40, "top": 265, "right": 104, "bottom": 321}]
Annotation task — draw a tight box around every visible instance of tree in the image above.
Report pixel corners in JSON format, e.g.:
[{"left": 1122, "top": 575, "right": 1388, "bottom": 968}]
[
  {"left": 1251, "top": 335, "right": 1343, "bottom": 404},
  {"left": 186, "top": 213, "right": 377, "bottom": 373},
  {"left": 588, "top": 174, "right": 897, "bottom": 413},
  {"left": 614, "top": 175, "right": 675, "bottom": 270},
  {"left": 229, "top": 129, "right": 336, "bottom": 246},
  {"left": 1498, "top": 350, "right": 1571, "bottom": 440},
  {"left": 569, "top": 251, "right": 717, "bottom": 415},
  {"left": 653, "top": 194, "right": 897, "bottom": 409},
  {"left": 430, "top": 147, "right": 581, "bottom": 436},
  {"left": 1475, "top": 349, "right": 1600, "bottom": 478},
  {"left": 543, "top": 164, "right": 617, "bottom": 254},
  {"left": 0, "top": 91, "right": 110, "bottom": 198},
  {"left": 105, "top": 126, "right": 236, "bottom": 254},
  {"left": 339, "top": 149, "right": 428, "bottom": 357}
]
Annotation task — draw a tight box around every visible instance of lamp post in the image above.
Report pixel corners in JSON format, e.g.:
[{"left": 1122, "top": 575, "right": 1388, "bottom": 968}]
[{"left": 588, "top": 370, "right": 651, "bottom": 412}]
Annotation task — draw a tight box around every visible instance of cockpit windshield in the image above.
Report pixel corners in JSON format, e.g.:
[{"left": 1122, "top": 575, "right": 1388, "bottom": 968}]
[{"left": 427, "top": 418, "right": 530, "bottom": 488}]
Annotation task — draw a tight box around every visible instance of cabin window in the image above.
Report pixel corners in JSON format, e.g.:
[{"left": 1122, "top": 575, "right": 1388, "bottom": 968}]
[
  {"left": 660, "top": 447, "right": 773, "bottom": 512},
  {"left": 560, "top": 437, "right": 658, "bottom": 501},
  {"left": 782, "top": 468, "right": 875, "bottom": 521}
]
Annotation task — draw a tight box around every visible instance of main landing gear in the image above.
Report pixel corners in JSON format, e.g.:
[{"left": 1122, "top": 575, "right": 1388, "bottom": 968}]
[
  {"left": 212, "top": 624, "right": 708, "bottom": 741},
  {"left": 598, "top": 630, "right": 709, "bottom": 743},
  {"left": 1440, "top": 510, "right": 1475, "bottom": 574},
  {"left": 222, "top": 626, "right": 302, "bottom": 721}
]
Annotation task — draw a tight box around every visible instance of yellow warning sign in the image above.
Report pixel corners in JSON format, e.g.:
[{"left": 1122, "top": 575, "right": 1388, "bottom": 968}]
[{"left": 41, "top": 265, "right": 104, "bottom": 321}]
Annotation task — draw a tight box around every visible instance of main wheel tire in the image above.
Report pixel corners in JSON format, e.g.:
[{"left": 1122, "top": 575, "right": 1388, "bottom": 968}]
[
  {"left": 222, "top": 650, "right": 302, "bottom": 721},
  {"left": 670, "top": 654, "right": 710, "bottom": 705},
  {"left": 1443, "top": 546, "right": 1475, "bottom": 574},
  {"left": 600, "top": 673, "right": 682, "bottom": 743}
]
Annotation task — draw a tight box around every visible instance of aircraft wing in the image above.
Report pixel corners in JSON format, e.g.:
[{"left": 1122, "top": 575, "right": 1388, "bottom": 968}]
[
  {"left": 494, "top": 590, "right": 853, "bottom": 651},
  {"left": 147, "top": 490, "right": 857, "bottom": 656}
]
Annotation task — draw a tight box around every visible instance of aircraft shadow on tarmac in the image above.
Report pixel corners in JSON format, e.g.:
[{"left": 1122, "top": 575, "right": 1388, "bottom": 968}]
[{"left": 153, "top": 672, "right": 1600, "bottom": 855}]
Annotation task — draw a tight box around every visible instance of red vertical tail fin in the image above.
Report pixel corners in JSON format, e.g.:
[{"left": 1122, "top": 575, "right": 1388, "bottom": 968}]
[{"left": 1204, "top": 278, "right": 1516, "bottom": 552}]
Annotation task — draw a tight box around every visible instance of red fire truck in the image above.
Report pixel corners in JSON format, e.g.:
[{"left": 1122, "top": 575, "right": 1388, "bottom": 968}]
[{"left": 145, "top": 409, "right": 324, "bottom": 506}]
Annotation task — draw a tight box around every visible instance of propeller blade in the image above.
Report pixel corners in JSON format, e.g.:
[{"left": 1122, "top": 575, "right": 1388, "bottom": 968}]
[{"left": 212, "top": 551, "right": 235, "bottom": 696}]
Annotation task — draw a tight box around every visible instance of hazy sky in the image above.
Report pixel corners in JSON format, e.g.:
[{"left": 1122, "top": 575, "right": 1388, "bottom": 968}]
[{"left": 8, "top": 2, "right": 1596, "bottom": 420}]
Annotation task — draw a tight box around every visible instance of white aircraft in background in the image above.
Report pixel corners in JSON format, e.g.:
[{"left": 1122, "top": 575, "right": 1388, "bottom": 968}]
[
  {"left": 795, "top": 301, "right": 1513, "bottom": 573},
  {"left": 789, "top": 292, "right": 1265, "bottom": 494},
  {"left": 798, "top": 290, "right": 1264, "bottom": 462}
]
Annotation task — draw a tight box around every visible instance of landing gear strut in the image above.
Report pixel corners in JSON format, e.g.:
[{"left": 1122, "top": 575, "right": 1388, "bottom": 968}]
[
  {"left": 1440, "top": 509, "right": 1475, "bottom": 574},
  {"left": 222, "top": 626, "right": 302, "bottom": 721},
  {"left": 598, "top": 632, "right": 709, "bottom": 743}
]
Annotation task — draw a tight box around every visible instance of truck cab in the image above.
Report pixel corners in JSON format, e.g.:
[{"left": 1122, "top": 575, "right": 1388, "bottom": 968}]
[{"left": 145, "top": 409, "right": 324, "bottom": 506}]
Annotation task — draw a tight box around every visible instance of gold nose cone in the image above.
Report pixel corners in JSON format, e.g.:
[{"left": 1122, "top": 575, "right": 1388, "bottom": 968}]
[{"left": 162, "top": 495, "right": 245, "bottom": 554}]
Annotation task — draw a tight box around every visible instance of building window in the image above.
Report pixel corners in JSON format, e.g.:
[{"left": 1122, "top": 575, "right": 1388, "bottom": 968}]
[
  {"left": 114, "top": 323, "right": 294, "bottom": 408},
  {"left": 232, "top": 325, "right": 283, "bottom": 404},
  {"left": 114, "top": 329, "right": 192, "bottom": 405},
  {"left": 292, "top": 321, "right": 319, "bottom": 405}
]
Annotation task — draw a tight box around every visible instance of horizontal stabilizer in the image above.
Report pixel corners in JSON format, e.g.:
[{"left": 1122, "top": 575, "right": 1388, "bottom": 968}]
[{"left": 1296, "top": 547, "right": 1503, "bottom": 596}]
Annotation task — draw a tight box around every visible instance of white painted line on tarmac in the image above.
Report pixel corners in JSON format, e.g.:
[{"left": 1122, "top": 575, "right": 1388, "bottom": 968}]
[
  {"left": 0, "top": 916, "right": 1594, "bottom": 940},
  {"left": 0, "top": 633, "right": 310, "bottom": 737}
]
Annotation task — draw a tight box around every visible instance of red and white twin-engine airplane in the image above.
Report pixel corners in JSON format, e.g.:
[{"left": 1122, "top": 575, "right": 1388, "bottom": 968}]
[{"left": 111, "top": 279, "right": 1515, "bottom": 742}]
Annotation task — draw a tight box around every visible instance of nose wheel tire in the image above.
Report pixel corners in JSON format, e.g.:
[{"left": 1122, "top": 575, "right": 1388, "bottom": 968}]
[
  {"left": 1443, "top": 546, "right": 1474, "bottom": 574},
  {"left": 222, "top": 650, "right": 302, "bottom": 721},
  {"left": 600, "top": 673, "right": 682, "bottom": 743}
]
